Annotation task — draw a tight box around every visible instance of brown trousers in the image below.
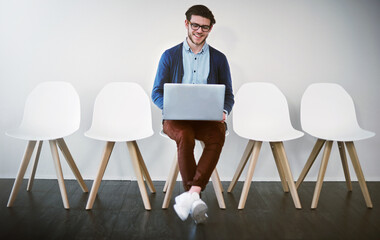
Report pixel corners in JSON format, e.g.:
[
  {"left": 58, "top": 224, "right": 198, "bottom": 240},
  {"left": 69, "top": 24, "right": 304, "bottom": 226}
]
[{"left": 163, "top": 120, "right": 226, "bottom": 191}]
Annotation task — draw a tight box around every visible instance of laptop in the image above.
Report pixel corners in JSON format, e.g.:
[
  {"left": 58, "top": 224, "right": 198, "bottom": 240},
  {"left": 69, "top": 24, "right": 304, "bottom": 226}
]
[{"left": 163, "top": 83, "right": 225, "bottom": 121}]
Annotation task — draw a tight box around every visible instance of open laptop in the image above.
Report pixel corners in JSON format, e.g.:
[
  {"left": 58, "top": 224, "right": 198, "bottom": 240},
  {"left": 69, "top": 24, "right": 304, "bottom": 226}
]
[{"left": 163, "top": 83, "right": 225, "bottom": 121}]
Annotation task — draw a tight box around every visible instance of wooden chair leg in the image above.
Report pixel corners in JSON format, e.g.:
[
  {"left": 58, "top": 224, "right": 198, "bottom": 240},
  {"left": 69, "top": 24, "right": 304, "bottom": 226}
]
[
  {"left": 337, "top": 141, "right": 352, "bottom": 191},
  {"left": 7, "top": 141, "right": 37, "bottom": 207},
  {"left": 211, "top": 168, "right": 226, "bottom": 209},
  {"left": 127, "top": 141, "right": 151, "bottom": 210},
  {"left": 274, "top": 142, "right": 302, "bottom": 209},
  {"left": 228, "top": 140, "right": 254, "bottom": 192},
  {"left": 132, "top": 141, "right": 156, "bottom": 193},
  {"left": 345, "top": 141, "right": 373, "bottom": 208},
  {"left": 296, "top": 139, "right": 325, "bottom": 188},
  {"left": 27, "top": 141, "right": 43, "bottom": 191},
  {"left": 238, "top": 141, "right": 262, "bottom": 210},
  {"left": 311, "top": 141, "right": 333, "bottom": 209},
  {"left": 213, "top": 167, "right": 224, "bottom": 193},
  {"left": 49, "top": 140, "right": 69, "bottom": 209},
  {"left": 86, "top": 141, "right": 115, "bottom": 210},
  {"left": 270, "top": 142, "right": 289, "bottom": 193},
  {"left": 162, "top": 154, "right": 179, "bottom": 209},
  {"left": 163, "top": 154, "right": 178, "bottom": 193},
  {"left": 57, "top": 138, "right": 88, "bottom": 192}
]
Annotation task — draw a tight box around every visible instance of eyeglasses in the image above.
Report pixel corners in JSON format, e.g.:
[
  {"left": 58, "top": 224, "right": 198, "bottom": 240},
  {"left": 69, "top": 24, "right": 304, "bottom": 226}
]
[{"left": 188, "top": 21, "right": 211, "bottom": 32}]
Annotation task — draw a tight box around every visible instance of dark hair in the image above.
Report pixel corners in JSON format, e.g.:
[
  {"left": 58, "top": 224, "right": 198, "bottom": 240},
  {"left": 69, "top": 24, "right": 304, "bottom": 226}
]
[{"left": 185, "top": 5, "right": 216, "bottom": 25}]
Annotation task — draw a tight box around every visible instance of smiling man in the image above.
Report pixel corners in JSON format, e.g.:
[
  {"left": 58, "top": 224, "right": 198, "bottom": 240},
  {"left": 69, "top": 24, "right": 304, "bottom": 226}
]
[{"left": 152, "top": 5, "right": 234, "bottom": 224}]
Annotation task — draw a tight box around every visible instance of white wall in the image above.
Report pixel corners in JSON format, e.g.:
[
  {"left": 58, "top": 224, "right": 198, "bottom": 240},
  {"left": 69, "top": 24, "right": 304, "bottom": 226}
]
[{"left": 1, "top": 0, "right": 379, "bottom": 182}]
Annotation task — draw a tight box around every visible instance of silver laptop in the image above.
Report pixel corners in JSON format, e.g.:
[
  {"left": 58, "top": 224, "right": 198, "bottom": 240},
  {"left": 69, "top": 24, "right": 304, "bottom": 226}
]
[{"left": 163, "top": 83, "right": 225, "bottom": 121}]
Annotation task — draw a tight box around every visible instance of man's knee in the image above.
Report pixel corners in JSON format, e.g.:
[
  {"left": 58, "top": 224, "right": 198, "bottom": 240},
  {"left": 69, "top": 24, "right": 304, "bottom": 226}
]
[
  {"left": 204, "top": 127, "right": 226, "bottom": 146},
  {"left": 176, "top": 129, "right": 195, "bottom": 148}
]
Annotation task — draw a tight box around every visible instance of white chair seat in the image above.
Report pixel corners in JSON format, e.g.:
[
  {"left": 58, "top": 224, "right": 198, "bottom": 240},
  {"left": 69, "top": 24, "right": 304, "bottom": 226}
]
[
  {"left": 237, "top": 126, "right": 303, "bottom": 142},
  {"left": 85, "top": 82, "right": 154, "bottom": 143},
  {"left": 305, "top": 127, "right": 375, "bottom": 142},
  {"left": 301, "top": 83, "right": 375, "bottom": 142},
  {"left": 6, "top": 127, "right": 77, "bottom": 141},
  {"left": 233, "top": 82, "right": 304, "bottom": 142},
  {"left": 6, "top": 81, "right": 80, "bottom": 141},
  {"left": 85, "top": 128, "right": 153, "bottom": 142}
]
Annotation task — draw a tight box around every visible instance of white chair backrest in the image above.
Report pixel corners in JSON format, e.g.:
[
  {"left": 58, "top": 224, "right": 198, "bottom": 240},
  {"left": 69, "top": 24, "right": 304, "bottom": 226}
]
[
  {"left": 301, "top": 83, "right": 373, "bottom": 140},
  {"left": 88, "top": 82, "right": 153, "bottom": 141},
  {"left": 233, "top": 82, "right": 302, "bottom": 141},
  {"left": 18, "top": 81, "right": 80, "bottom": 138}
]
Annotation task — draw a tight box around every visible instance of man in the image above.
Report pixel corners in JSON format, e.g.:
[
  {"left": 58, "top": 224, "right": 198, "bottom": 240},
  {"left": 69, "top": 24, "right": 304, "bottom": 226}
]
[{"left": 151, "top": 5, "right": 234, "bottom": 223}]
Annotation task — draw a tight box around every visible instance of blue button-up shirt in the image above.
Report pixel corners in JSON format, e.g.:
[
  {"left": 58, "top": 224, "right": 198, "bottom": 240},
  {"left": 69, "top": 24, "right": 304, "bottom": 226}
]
[{"left": 182, "top": 39, "right": 210, "bottom": 84}]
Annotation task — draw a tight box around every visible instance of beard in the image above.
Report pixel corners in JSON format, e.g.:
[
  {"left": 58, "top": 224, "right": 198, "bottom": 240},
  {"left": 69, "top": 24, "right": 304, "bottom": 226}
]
[{"left": 187, "top": 30, "right": 207, "bottom": 46}]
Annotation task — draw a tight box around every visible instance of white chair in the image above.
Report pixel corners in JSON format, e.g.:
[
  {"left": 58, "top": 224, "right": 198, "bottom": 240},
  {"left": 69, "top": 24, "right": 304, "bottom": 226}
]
[
  {"left": 85, "top": 82, "right": 156, "bottom": 210},
  {"left": 228, "top": 82, "right": 303, "bottom": 209},
  {"left": 296, "top": 83, "right": 375, "bottom": 209},
  {"left": 161, "top": 131, "right": 227, "bottom": 209},
  {"left": 6, "top": 81, "right": 88, "bottom": 209}
]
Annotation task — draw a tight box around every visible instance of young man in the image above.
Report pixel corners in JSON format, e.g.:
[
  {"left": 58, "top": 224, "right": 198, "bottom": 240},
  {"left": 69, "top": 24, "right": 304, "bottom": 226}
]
[{"left": 151, "top": 5, "right": 234, "bottom": 223}]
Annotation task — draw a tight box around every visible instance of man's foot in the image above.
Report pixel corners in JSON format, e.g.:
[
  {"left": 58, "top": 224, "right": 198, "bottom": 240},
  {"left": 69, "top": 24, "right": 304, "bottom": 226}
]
[
  {"left": 190, "top": 199, "right": 208, "bottom": 224},
  {"left": 173, "top": 192, "right": 200, "bottom": 221}
]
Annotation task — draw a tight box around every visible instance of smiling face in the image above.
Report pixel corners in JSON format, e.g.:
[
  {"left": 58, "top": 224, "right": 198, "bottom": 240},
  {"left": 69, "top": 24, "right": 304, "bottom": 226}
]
[{"left": 185, "top": 15, "right": 212, "bottom": 50}]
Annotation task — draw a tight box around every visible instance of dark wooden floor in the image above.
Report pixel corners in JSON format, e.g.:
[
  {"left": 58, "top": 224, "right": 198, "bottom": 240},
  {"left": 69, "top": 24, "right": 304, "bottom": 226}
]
[{"left": 0, "top": 179, "right": 379, "bottom": 240}]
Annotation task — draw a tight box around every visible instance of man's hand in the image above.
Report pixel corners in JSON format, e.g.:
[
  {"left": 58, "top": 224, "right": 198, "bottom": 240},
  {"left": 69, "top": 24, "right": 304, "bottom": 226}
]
[{"left": 221, "top": 112, "right": 227, "bottom": 122}]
